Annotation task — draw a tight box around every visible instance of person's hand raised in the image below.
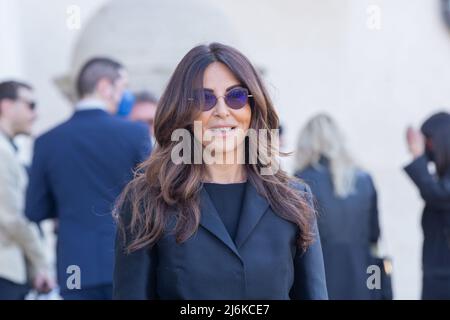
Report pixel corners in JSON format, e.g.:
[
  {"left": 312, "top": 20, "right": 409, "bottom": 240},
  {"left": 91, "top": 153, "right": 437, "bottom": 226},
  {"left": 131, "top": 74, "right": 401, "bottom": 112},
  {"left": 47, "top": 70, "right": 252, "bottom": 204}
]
[{"left": 406, "top": 126, "right": 425, "bottom": 159}]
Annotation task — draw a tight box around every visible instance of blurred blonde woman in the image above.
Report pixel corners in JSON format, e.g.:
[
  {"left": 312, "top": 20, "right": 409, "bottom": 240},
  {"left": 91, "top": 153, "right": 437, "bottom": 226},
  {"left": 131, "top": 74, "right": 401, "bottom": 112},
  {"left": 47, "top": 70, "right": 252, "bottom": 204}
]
[{"left": 295, "top": 114, "right": 380, "bottom": 300}]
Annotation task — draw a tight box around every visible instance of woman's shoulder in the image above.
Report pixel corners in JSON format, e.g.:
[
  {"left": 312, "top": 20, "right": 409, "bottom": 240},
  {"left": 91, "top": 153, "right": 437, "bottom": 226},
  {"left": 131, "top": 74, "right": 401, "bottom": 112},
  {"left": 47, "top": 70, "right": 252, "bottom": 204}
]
[
  {"left": 289, "top": 177, "right": 311, "bottom": 193},
  {"left": 289, "top": 177, "right": 314, "bottom": 207}
]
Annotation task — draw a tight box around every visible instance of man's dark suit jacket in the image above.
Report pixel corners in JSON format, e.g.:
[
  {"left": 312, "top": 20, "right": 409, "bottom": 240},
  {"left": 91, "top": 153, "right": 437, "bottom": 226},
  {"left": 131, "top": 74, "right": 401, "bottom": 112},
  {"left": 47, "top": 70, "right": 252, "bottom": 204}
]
[{"left": 26, "top": 109, "right": 151, "bottom": 290}]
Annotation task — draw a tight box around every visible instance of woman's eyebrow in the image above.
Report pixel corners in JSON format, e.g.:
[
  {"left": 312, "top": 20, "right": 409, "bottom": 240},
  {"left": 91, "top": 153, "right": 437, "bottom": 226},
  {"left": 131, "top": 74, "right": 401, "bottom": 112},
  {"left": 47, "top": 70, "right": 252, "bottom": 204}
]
[
  {"left": 226, "top": 84, "right": 242, "bottom": 91},
  {"left": 202, "top": 84, "right": 242, "bottom": 92}
]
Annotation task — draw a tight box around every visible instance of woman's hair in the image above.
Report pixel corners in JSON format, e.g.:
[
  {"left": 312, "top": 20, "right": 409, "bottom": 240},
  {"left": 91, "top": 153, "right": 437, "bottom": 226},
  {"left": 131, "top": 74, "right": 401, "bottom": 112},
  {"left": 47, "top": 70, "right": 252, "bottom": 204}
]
[
  {"left": 295, "top": 113, "right": 357, "bottom": 198},
  {"left": 114, "top": 42, "right": 316, "bottom": 253},
  {"left": 420, "top": 111, "right": 450, "bottom": 138},
  {"left": 420, "top": 111, "right": 450, "bottom": 177},
  {"left": 429, "top": 124, "right": 450, "bottom": 177}
]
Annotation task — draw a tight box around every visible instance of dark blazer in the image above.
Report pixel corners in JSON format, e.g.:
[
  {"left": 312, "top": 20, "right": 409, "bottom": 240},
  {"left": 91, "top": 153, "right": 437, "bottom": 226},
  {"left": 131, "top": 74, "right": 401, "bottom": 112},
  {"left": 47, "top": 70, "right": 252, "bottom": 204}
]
[
  {"left": 113, "top": 181, "right": 328, "bottom": 300},
  {"left": 25, "top": 109, "right": 151, "bottom": 290},
  {"left": 296, "top": 161, "right": 380, "bottom": 299},
  {"left": 404, "top": 155, "right": 450, "bottom": 299}
]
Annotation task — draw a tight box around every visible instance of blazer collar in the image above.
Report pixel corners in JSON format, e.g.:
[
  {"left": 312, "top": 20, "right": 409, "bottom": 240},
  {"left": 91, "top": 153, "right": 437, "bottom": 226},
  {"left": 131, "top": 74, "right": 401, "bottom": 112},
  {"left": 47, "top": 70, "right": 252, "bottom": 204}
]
[
  {"left": 75, "top": 98, "right": 108, "bottom": 111},
  {"left": 235, "top": 182, "right": 270, "bottom": 248},
  {"left": 199, "top": 181, "right": 270, "bottom": 260},
  {"left": 199, "top": 187, "right": 241, "bottom": 259}
]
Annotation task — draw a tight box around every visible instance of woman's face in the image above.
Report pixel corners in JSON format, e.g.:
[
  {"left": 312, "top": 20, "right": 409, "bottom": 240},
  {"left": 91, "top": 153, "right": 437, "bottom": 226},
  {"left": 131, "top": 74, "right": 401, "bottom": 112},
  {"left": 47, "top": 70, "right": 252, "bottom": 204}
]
[{"left": 194, "top": 62, "right": 252, "bottom": 159}]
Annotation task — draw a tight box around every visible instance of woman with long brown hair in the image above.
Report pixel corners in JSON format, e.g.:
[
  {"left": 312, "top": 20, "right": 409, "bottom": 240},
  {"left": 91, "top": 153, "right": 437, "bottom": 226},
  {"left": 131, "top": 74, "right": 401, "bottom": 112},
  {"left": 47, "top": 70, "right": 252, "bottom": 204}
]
[{"left": 113, "top": 43, "right": 327, "bottom": 299}]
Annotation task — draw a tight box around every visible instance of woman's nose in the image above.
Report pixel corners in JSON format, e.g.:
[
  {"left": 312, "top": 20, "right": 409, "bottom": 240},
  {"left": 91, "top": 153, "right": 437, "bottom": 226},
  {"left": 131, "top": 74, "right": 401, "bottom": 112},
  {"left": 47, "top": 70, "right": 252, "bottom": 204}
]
[{"left": 213, "top": 96, "right": 230, "bottom": 117}]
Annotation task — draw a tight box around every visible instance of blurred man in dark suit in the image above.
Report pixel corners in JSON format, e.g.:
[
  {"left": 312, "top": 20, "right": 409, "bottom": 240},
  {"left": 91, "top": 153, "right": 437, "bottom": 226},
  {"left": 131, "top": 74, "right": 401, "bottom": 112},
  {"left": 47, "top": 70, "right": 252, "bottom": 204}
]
[
  {"left": 130, "top": 90, "right": 158, "bottom": 143},
  {"left": 25, "top": 57, "right": 151, "bottom": 300}
]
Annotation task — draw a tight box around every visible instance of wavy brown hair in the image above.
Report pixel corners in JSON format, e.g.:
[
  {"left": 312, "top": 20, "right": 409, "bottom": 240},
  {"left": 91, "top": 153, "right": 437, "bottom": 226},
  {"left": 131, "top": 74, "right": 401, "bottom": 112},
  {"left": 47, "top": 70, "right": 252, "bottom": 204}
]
[{"left": 115, "top": 43, "right": 316, "bottom": 253}]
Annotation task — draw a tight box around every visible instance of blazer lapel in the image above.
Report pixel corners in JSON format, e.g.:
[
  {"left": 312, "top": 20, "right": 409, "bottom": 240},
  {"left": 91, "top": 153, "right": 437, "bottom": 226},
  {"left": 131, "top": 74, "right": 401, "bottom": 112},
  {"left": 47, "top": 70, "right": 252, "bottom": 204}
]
[
  {"left": 199, "top": 187, "right": 241, "bottom": 260},
  {"left": 234, "top": 182, "right": 270, "bottom": 248}
]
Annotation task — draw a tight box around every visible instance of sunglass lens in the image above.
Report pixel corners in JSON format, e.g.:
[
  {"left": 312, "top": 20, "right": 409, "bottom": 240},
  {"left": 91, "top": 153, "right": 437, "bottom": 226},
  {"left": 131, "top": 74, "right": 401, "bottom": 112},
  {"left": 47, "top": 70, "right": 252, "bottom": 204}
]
[
  {"left": 225, "top": 88, "right": 248, "bottom": 109},
  {"left": 203, "top": 90, "right": 217, "bottom": 111}
]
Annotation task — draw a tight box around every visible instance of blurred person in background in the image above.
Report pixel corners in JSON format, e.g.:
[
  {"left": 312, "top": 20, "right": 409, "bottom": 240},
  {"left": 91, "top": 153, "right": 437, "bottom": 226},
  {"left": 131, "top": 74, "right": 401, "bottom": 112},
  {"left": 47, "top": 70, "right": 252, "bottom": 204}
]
[
  {"left": 25, "top": 57, "right": 152, "bottom": 300},
  {"left": 295, "top": 114, "right": 380, "bottom": 299},
  {"left": 0, "top": 80, "right": 53, "bottom": 299},
  {"left": 129, "top": 90, "right": 158, "bottom": 145},
  {"left": 404, "top": 111, "right": 450, "bottom": 300}
]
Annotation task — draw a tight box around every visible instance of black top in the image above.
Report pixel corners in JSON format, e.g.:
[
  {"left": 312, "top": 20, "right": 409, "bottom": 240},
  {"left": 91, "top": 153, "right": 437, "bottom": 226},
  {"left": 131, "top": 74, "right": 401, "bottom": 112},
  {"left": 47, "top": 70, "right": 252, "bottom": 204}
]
[{"left": 203, "top": 182, "right": 247, "bottom": 241}]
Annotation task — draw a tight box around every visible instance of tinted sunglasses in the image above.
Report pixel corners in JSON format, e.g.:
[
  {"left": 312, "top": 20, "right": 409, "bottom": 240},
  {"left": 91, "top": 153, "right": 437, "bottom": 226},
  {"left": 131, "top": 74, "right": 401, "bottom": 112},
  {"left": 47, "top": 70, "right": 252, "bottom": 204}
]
[{"left": 189, "top": 87, "right": 253, "bottom": 111}]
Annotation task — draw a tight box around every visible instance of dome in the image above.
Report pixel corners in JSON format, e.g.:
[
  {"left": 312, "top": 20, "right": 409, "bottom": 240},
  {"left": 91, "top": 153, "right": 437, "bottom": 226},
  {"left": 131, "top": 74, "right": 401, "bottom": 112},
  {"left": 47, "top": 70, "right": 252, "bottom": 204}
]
[{"left": 55, "top": 0, "right": 241, "bottom": 102}]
